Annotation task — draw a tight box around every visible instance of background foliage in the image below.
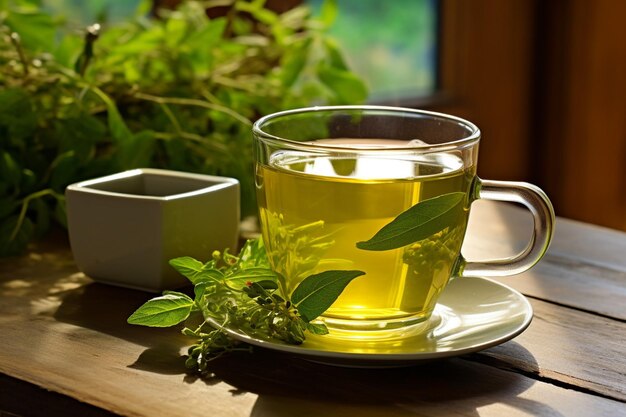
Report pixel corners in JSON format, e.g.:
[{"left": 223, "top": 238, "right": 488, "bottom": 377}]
[
  {"left": 0, "top": 0, "right": 367, "bottom": 256},
  {"left": 308, "top": 0, "right": 436, "bottom": 101}
]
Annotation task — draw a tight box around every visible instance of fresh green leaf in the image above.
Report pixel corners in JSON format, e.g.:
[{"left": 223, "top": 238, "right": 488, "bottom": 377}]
[
  {"left": 254, "top": 280, "right": 278, "bottom": 290},
  {"left": 57, "top": 115, "right": 105, "bottom": 161},
  {"left": 0, "top": 89, "right": 37, "bottom": 143},
  {"left": 193, "top": 281, "right": 213, "bottom": 301},
  {"left": 227, "top": 267, "right": 277, "bottom": 282},
  {"left": 271, "top": 293, "right": 285, "bottom": 303},
  {"left": 103, "top": 27, "right": 164, "bottom": 56},
  {"left": 4, "top": 9, "right": 57, "bottom": 51},
  {"left": 49, "top": 153, "right": 78, "bottom": 192},
  {"left": 123, "top": 60, "right": 142, "bottom": 83},
  {"left": 237, "top": 238, "right": 271, "bottom": 268},
  {"left": 169, "top": 257, "right": 224, "bottom": 285},
  {"left": 291, "top": 269, "right": 365, "bottom": 322},
  {"left": 357, "top": 192, "right": 466, "bottom": 251},
  {"left": 323, "top": 38, "right": 348, "bottom": 70},
  {"left": 186, "top": 18, "right": 227, "bottom": 73},
  {"left": 19, "top": 169, "right": 37, "bottom": 193},
  {"left": 53, "top": 34, "right": 84, "bottom": 68},
  {"left": 288, "top": 319, "right": 305, "bottom": 342},
  {"left": 318, "top": 65, "right": 368, "bottom": 103},
  {"left": 196, "top": 269, "right": 226, "bottom": 284},
  {"left": 165, "top": 15, "right": 188, "bottom": 47},
  {"left": 242, "top": 280, "right": 273, "bottom": 300},
  {"left": 0, "top": 151, "right": 22, "bottom": 189},
  {"left": 134, "top": 0, "right": 153, "bottom": 19},
  {"left": 279, "top": 38, "right": 311, "bottom": 88},
  {"left": 306, "top": 321, "right": 329, "bottom": 335},
  {"left": 90, "top": 87, "right": 133, "bottom": 142},
  {"left": 114, "top": 130, "right": 156, "bottom": 170},
  {"left": 236, "top": 1, "right": 278, "bottom": 25},
  {"left": 319, "top": 0, "right": 338, "bottom": 27},
  {"left": 127, "top": 292, "right": 194, "bottom": 327},
  {"left": 169, "top": 257, "right": 204, "bottom": 278}
]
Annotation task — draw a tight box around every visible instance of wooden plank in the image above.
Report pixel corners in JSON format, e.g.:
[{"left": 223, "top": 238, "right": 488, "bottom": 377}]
[
  {"left": 464, "top": 201, "right": 626, "bottom": 319},
  {"left": 1, "top": 241, "right": 625, "bottom": 416},
  {"left": 503, "top": 255, "right": 626, "bottom": 320},
  {"left": 1, "top": 317, "right": 624, "bottom": 417},
  {"left": 437, "top": 0, "right": 536, "bottom": 181},
  {"left": 0, "top": 373, "right": 118, "bottom": 417},
  {"left": 473, "top": 297, "right": 626, "bottom": 401},
  {"left": 537, "top": 0, "right": 626, "bottom": 231}
]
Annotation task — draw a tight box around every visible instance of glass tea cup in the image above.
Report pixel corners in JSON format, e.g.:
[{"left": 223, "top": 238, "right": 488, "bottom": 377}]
[{"left": 253, "top": 106, "right": 554, "bottom": 338}]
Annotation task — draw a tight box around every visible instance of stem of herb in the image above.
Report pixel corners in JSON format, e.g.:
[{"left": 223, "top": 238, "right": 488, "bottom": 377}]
[
  {"left": 77, "top": 24, "right": 101, "bottom": 77},
  {"left": 9, "top": 32, "right": 29, "bottom": 76},
  {"left": 10, "top": 189, "right": 59, "bottom": 241},
  {"left": 157, "top": 102, "right": 184, "bottom": 135},
  {"left": 133, "top": 92, "right": 252, "bottom": 126}
]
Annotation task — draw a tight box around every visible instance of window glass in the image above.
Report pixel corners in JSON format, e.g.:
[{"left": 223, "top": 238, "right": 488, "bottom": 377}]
[
  {"left": 41, "top": 0, "right": 439, "bottom": 102},
  {"left": 308, "top": 0, "right": 438, "bottom": 102},
  {"left": 42, "top": 0, "right": 141, "bottom": 26}
]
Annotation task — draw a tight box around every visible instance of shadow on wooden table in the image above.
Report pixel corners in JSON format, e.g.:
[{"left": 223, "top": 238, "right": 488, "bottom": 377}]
[
  {"left": 52, "top": 281, "right": 190, "bottom": 360},
  {"left": 5, "top": 236, "right": 563, "bottom": 417},
  {"left": 196, "top": 346, "right": 563, "bottom": 417},
  {"left": 46, "top": 278, "right": 564, "bottom": 417}
]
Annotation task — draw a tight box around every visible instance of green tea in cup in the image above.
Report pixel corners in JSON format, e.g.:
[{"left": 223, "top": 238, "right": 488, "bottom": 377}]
[{"left": 253, "top": 107, "right": 554, "bottom": 337}]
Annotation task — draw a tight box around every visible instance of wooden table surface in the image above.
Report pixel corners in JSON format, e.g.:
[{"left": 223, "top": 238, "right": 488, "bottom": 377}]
[{"left": 1, "top": 201, "right": 625, "bottom": 417}]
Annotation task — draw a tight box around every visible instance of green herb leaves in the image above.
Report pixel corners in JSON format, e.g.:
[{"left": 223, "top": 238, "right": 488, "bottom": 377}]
[
  {"left": 127, "top": 292, "right": 194, "bottom": 327},
  {"left": 127, "top": 237, "right": 364, "bottom": 373},
  {"left": 0, "top": 0, "right": 367, "bottom": 256},
  {"left": 168, "top": 257, "right": 206, "bottom": 281},
  {"left": 169, "top": 257, "right": 223, "bottom": 285},
  {"left": 292, "top": 270, "right": 365, "bottom": 322},
  {"left": 357, "top": 192, "right": 466, "bottom": 251}
]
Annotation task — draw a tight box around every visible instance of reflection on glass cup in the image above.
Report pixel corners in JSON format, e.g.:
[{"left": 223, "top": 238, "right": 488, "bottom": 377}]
[{"left": 253, "top": 106, "right": 554, "bottom": 338}]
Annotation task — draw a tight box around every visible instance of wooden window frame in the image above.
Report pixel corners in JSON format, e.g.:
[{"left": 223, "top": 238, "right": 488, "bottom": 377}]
[{"left": 428, "top": 0, "right": 537, "bottom": 183}]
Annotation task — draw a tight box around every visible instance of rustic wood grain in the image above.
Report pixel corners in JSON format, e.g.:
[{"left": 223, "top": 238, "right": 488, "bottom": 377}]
[
  {"left": 1, "top": 205, "right": 625, "bottom": 416},
  {"left": 0, "top": 299, "right": 623, "bottom": 417},
  {"left": 476, "top": 297, "right": 626, "bottom": 401},
  {"left": 464, "top": 201, "right": 626, "bottom": 319},
  {"left": 437, "top": 0, "right": 536, "bottom": 181},
  {"left": 0, "top": 373, "right": 118, "bottom": 417},
  {"left": 537, "top": 0, "right": 626, "bottom": 231},
  {"left": 438, "top": 0, "right": 626, "bottom": 232}
]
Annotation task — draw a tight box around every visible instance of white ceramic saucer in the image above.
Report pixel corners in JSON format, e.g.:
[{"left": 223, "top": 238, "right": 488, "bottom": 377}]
[{"left": 214, "top": 277, "right": 533, "bottom": 367}]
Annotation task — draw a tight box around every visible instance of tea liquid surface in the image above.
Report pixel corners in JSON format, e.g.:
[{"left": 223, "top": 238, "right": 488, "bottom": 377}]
[{"left": 257, "top": 143, "right": 474, "bottom": 323}]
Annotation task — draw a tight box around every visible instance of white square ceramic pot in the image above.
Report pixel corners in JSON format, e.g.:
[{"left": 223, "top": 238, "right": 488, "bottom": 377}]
[{"left": 65, "top": 168, "right": 240, "bottom": 292}]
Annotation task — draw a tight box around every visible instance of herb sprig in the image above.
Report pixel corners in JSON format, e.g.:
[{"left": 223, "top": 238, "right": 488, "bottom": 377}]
[{"left": 128, "top": 238, "right": 363, "bottom": 373}]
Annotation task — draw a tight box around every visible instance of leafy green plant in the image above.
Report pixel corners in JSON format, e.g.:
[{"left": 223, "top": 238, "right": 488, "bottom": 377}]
[
  {"left": 128, "top": 237, "right": 363, "bottom": 373},
  {"left": 0, "top": 0, "right": 367, "bottom": 256}
]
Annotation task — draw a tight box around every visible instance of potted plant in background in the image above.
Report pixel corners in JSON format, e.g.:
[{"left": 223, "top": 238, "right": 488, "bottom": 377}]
[{"left": 0, "top": 0, "right": 367, "bottom": 256}]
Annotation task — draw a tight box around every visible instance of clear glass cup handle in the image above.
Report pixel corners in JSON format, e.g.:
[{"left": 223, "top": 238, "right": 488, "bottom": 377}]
[{"left": 460, "top": 178, "right": 556, "bottom": 277}]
